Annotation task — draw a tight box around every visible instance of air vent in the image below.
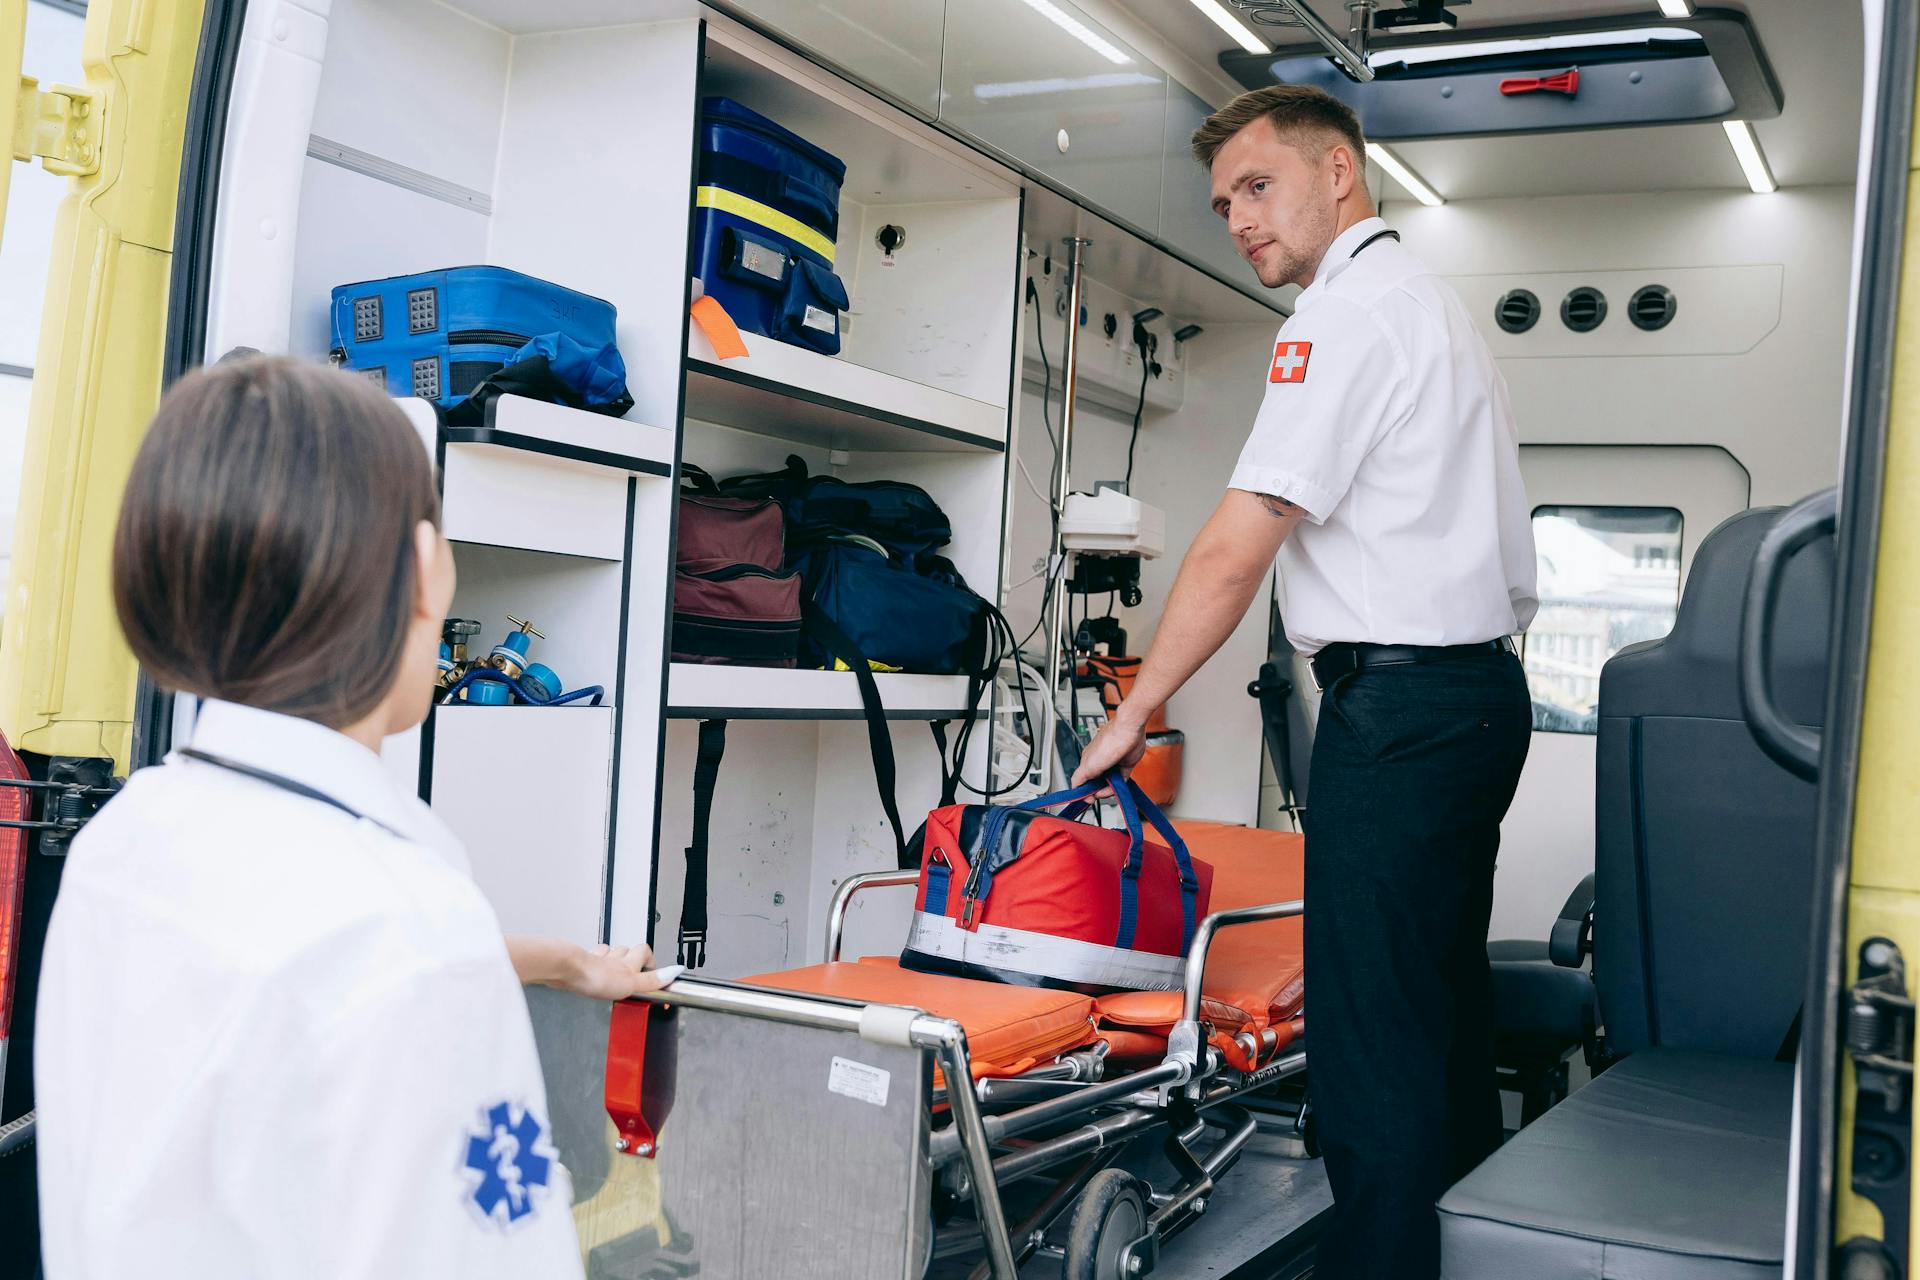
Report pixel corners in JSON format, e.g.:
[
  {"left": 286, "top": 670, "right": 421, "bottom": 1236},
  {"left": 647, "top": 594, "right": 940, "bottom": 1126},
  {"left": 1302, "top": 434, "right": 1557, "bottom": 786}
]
[
  {"left": 1561, "top": 287, "right": 1608, "bottom": 333},
  {"left": 1630, "top": 284, "right": 1677, "bottom": 331},
  {"left": 1495, "top": 289, "right": 1540, "bottom": 334}
]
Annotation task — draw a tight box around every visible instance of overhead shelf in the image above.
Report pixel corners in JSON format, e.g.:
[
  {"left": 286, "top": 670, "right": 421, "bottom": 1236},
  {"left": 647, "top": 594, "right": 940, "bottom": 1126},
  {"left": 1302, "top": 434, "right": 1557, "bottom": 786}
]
[
  {"left": 667, "top": 663, "right": 984, "bottom": 720},
  {"left": 685, "top": 327, "right": 1007, "bottom": 453},
  {"left": 451, "top": 394, "right": 675, "bottom": 474}
]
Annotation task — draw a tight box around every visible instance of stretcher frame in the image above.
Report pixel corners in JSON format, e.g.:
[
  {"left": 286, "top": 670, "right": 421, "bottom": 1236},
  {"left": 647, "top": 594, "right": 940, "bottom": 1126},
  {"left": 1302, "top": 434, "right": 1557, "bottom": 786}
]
[{"left": 607, "top": 869, "right": 1306, "bottom": 1278}]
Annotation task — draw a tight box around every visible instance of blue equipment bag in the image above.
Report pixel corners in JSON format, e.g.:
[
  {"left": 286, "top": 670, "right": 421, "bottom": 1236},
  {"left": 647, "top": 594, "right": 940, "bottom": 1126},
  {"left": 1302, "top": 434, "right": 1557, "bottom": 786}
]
[
  {"left": 328, "top": 266, "right": 628, "bottom": 412},
  {"left": 692, "top": 97, "right": 850, "bottom": 356},
  {"left": 806, "top": 538, "right": 986, "bottom": 675}
]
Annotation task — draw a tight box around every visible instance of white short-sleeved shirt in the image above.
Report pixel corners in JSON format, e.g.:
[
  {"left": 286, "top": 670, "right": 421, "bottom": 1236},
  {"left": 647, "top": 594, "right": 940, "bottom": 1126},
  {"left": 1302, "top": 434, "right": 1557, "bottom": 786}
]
[
  {"left": 1228, "top": 216, "right": 1539, "bottom": 655},
  {"left": 34, "top": 700, "right": 585, "bottom": 1280}
]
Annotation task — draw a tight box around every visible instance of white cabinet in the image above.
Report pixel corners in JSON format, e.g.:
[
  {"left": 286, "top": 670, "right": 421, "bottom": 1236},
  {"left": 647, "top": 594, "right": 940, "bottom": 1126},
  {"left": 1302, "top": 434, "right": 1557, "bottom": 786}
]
[{"left": 245, "top": 4, "right": 1019, "bottom": 969}]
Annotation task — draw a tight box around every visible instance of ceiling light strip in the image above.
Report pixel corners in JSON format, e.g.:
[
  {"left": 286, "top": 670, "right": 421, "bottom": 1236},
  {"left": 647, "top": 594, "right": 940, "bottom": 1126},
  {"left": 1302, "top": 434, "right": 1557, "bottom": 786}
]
[
  {"left": 1015, "top": 0, "right": 1132, "bottom": 66},
  {"left": 1722, "top": 119, "right": 1778, "bottom": 193},
  {"left": 1190, "top": 0, "right": 1272, "bottom": 55},
  {"left": 1366, "top": 142, "right": 1445, "bottom": 207},
  {"left": 1656, "top": 0, "right": 1697, "bottom": 18}
]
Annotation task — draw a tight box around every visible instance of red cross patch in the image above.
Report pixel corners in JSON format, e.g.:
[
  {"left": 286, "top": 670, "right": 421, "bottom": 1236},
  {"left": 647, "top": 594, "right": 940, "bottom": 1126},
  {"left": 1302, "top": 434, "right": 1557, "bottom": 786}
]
[{"left": 1270, "top": 341, "right": 1311, "bottom": 384}]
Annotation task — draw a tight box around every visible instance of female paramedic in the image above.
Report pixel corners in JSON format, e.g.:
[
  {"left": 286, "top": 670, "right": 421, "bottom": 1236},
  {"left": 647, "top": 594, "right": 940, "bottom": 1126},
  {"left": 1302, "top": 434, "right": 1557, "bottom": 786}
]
[{"left": 32, "top": 357, "right": 672, "bottom": 1278}]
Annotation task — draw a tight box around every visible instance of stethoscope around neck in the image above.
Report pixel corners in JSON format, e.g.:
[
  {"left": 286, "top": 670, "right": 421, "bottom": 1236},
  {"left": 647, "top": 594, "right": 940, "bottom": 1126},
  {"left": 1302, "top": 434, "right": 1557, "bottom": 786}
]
[
  {"left": 1350, "top": 228, "right": 1400, "bottom": 258},
  {"left": 176, "top": 746, "right": 407, "bottom": 840}
]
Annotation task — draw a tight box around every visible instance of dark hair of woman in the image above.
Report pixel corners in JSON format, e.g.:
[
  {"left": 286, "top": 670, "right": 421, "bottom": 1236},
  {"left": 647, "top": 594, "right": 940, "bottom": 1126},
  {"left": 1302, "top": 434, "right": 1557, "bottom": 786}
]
[{"left": 111, "top": 356, "right": 441, "bottom": 728}]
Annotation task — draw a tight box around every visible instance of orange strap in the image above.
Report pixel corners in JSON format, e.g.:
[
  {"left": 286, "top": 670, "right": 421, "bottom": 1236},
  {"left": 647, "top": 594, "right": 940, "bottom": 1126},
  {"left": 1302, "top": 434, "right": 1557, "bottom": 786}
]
[{"left": 691, "top": 294, "right": 749, "bottom": 360}]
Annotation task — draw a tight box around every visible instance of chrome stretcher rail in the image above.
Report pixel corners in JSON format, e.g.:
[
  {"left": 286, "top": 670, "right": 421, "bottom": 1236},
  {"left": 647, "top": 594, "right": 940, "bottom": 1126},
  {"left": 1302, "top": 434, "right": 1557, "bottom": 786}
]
[
  {"left": 824, "top": 867, "right": 919, "bottom": 963},
  {"left": 624, "top": 977, "right": 1022, "bottom": 1279},
  {"left": 799, "top": 874, "right": 1309, "bottom": 1277}
]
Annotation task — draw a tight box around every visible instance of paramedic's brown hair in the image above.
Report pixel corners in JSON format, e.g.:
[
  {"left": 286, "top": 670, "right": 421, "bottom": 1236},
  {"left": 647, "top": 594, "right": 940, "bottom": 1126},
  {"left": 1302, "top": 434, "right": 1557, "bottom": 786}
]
[
  {"left": 112, "top": 356, "right": 441, "bottom": 728},
  {"left": 1191, "top": 84, "right": 1368, "bottom": 178}
]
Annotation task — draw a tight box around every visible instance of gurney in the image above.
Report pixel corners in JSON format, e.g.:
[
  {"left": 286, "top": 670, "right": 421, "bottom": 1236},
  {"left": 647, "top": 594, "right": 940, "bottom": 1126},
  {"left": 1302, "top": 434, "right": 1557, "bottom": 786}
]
[{"left": 601, "top": 821, "right": 1308, "bottom": 1279}]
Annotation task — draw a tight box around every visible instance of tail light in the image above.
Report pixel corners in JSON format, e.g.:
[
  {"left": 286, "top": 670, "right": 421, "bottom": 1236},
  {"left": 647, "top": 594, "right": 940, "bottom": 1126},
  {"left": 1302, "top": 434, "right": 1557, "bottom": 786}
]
[{"left": 0, "top": 733, "right": 29, "bottom": 1078}]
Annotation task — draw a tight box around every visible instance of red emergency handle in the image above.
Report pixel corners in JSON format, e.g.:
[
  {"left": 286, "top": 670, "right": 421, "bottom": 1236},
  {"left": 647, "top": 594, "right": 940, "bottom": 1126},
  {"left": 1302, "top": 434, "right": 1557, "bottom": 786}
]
[
  {"left": 604, "top": 999, "right": 677, "bottom": 1159},
  {"left": 1501, "top": 68, "right": 1580, "bottom": 96}
]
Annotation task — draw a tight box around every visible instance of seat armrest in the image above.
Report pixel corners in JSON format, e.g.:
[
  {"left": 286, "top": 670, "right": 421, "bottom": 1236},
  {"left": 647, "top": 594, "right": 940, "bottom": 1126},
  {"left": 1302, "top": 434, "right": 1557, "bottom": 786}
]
[{"left": 1549, "top": 873, "right": 1596, "bottom": 968}]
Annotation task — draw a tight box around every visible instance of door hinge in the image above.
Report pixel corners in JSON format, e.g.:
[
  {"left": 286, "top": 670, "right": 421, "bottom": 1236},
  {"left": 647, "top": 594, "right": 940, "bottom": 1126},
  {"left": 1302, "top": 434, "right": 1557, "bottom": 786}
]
[
  {"left": 0, "top": 757, "right": 119, "bottom": 856},
  {"left": 1838, "top": 937, "right": 1914, "bottom": 1278},
  {"left": 12, "top": 75, "right": 100, "bottom": 177}
]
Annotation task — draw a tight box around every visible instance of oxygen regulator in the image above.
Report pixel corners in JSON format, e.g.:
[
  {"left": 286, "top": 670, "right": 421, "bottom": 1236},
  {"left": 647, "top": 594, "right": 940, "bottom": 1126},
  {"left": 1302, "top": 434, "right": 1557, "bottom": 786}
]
[{"left": 437, "top": 615, "right": 604, "bottom": 707}]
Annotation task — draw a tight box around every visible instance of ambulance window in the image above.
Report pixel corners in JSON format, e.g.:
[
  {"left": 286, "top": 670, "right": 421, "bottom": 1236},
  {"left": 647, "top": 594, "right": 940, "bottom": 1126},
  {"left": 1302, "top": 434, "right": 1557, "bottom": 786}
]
[
  {"left": 1526, "top": 505, "right": 1683, "bottom": 734},
  {"left": 0, "top": 0, "right": 88, "bottom": 631}
]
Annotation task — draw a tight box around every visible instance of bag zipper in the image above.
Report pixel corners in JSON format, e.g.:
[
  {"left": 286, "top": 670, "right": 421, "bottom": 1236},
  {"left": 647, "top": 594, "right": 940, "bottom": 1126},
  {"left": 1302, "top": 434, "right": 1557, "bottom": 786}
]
[
  {"left": 682, "top": 563, "right": 797, "bottom": 583},
  {"left": 673, "top": 614, "right": 799, "bottom": 630},
  {"left": 448, "top": 328, "right": 531, "bottom": 347},
  {"left": 958, "top": 805, "right": 1016, "bottom": 930}
]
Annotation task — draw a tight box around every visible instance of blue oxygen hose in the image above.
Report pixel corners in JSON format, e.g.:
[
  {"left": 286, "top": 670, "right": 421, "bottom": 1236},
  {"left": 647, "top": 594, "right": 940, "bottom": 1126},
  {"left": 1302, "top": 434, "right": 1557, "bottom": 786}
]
[{"left": 439, "top": 666, "right": 605, "bottom": 707}]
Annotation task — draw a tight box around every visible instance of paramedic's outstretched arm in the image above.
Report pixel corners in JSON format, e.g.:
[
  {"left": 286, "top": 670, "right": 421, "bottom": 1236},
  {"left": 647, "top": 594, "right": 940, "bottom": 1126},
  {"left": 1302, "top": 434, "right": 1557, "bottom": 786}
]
[
  {"left": 506, "top": 935, "right": 675, "bottom": 998},
  {"left": 1073, "top": 489, "right": 1300, "bottom": 785}
]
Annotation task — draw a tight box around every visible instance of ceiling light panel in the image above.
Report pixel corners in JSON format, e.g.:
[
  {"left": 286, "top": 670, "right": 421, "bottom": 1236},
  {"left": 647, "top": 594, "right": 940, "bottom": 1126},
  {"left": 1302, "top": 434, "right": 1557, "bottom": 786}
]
[
  {"left": 1190, "top": 0, "right": 1272, "bottom": 55},
  {"left": 1016, "top": 0, "right": 1132, "bottom": 65},
  {"left": 1722, "top": 119, "right": 1778, "bottom": 193},
  {"left": 1367, "top": 142, "right": 1445, "bottom": 207}
]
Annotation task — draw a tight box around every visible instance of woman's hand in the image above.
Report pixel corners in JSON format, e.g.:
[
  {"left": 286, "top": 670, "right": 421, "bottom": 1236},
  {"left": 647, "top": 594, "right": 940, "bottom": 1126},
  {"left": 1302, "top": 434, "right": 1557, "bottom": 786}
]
[
  {"left": 567, "top": 943, "right": 681, "bottom": 1000},
  {"left": 506, "top": 935, "right": 683, "bottom": 999},
  {"left": 1071, "top": 707, "right": 1150, "bottom": 787}
]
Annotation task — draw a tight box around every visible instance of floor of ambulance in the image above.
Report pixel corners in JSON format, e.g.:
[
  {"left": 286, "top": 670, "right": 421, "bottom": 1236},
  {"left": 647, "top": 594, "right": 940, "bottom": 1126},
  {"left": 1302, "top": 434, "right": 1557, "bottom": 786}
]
[{"left": 930, "top": 1135, "right": 1331, "bottom": 1278}]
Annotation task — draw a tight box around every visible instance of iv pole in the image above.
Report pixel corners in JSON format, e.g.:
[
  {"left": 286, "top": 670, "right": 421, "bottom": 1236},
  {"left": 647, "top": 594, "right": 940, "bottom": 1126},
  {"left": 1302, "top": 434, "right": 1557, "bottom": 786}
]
[{"left": 1036, "top": 235, "right": 1092, "bottom": 791}]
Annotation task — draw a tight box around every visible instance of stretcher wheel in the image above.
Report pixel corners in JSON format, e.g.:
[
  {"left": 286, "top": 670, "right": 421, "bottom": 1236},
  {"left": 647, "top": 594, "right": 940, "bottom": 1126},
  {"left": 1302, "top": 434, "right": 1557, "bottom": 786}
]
[{"left": 1062, "top": 1168, "right": 1150, "bottom": 1280}]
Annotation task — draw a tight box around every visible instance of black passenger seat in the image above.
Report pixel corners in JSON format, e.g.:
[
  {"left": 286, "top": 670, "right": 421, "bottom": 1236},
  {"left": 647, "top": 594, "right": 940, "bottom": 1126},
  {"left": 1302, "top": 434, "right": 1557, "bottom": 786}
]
[{"left": 1439, "top": 504, "right": 1833, "bottom": 1279}]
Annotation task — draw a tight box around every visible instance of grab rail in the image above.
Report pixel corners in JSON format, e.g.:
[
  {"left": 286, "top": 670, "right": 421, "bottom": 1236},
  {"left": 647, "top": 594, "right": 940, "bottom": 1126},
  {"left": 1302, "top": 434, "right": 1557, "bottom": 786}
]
[{"left": 823, "top": 868, "right": 920, "bottom": 963}]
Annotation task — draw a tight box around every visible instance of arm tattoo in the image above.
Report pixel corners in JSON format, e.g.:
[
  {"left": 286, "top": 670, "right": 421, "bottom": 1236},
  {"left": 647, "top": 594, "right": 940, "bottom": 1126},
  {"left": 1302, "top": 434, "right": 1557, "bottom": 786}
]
[{"left": 1257, "top": 494, "right": 1303, "bottom": 520}]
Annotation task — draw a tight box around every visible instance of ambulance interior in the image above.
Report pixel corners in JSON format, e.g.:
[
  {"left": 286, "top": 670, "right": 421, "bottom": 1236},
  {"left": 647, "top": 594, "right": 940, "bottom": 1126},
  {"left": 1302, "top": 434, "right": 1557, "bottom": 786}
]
[{"left": 0, "top": 0, "right": 1888, "bottom": 1274}]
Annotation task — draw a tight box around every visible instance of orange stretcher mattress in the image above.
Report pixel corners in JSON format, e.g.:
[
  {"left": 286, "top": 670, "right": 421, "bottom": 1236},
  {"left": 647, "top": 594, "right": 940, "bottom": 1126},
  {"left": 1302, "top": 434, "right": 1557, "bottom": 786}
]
[
  {"left": 745, "top": 961, "right": 1101, "bottom": 1081},
  {"left": 744, "top": 821, "right": 1306, "bottom": 1079},
  {"left": 1096, "top": 822, "right": 1305, "bottom": 1050}
]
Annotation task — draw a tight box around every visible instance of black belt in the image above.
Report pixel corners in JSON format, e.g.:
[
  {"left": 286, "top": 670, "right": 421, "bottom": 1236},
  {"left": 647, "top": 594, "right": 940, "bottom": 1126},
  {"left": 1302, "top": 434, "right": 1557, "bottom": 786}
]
[{"left": 1309, "top": 638, "right": 1514, "bottom": 690}]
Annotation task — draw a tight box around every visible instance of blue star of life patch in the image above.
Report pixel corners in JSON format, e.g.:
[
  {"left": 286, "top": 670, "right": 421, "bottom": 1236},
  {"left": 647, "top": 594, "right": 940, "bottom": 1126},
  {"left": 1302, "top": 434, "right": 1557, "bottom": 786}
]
[{"left": 462, "top": 1100, "right": 553, "bottom": 1226}]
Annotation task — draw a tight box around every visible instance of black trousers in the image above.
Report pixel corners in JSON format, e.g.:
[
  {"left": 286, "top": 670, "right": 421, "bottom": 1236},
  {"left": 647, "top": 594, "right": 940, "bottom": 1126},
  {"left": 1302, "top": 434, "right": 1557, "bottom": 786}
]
[{"left": 1303, "top": 649, "right": 1532, "bottom": 1280}]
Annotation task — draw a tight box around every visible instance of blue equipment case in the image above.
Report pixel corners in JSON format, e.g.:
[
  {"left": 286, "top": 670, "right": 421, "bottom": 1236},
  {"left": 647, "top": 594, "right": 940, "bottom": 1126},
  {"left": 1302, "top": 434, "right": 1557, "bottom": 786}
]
[
  {"left": 329, "top": 266, "right": 619, "bottom": 408},
  {"left": 692, "top": 97, "right": 850, "bottom": 356}
]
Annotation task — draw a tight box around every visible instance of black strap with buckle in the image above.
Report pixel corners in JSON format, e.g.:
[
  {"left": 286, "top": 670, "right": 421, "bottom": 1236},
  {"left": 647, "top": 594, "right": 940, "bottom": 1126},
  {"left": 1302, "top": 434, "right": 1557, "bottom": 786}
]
[{"left": 1310, "top": 638, "right": 1513, "bottom": 690}]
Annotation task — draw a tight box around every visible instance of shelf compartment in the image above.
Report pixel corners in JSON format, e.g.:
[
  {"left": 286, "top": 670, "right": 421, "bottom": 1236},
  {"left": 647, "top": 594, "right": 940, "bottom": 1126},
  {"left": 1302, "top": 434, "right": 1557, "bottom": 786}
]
[
  {"left": 457, "top": 393, "right": 675, "bottom": 473},
  {"left": 429, "top": 703, "right": 615, "bottom": 946},
  {"left": 686, "top": 328, "right": 1006, "bottom": 453},
  {"left": 395, "top": 394, "right": 669, "bottom": 561},
  {"left": 667, "top": 663, "right": 984, "bottom": 720}
]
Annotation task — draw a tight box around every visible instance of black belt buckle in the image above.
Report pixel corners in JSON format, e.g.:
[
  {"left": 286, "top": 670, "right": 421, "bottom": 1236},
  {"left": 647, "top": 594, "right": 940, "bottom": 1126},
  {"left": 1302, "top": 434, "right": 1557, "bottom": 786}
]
[{"left": 1308, "top": 646, "right": 1355, "bottom": 693}]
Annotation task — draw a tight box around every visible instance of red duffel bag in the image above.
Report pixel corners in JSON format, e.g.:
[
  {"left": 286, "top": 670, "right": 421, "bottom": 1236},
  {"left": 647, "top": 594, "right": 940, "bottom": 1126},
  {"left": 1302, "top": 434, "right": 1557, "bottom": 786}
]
[{"left": 900, "top": 773, "right": 1213, "bottom": 994}]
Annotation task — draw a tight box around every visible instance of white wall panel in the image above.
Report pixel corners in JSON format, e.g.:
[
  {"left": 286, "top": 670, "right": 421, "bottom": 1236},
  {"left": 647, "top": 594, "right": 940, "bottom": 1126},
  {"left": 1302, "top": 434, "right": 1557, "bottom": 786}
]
[
  {"left": 1004, "top": 296, "right": 1273, "bottom": 827},
  {"left": 1392, "top": 187, "right": 1854, "bottom": 506},
  {"left": 307, "top": 0, "right": 510, "bottom": 195}
]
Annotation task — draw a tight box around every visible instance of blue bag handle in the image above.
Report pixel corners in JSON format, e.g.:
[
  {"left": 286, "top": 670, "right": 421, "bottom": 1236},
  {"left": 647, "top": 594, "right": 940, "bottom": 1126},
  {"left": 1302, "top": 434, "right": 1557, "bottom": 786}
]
[
  {"left": 777, "top": 173, "right": 840, "bottom": 231},
  {"left": 1013, "top": 777, "right": 1110, "bottom": 814},
  {"left": 1014, "top": 772, "right": 1199, "bottom": 953},
  {"left": 1123, "top": 777, "right": 1201, "bottom": 953}
]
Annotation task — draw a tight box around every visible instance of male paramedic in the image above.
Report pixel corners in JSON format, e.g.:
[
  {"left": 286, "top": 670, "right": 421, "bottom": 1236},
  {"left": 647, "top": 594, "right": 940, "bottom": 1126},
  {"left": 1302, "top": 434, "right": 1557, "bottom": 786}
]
[{"left": 1073, "top": 85, "right": 1537, "bottom": 1279}]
